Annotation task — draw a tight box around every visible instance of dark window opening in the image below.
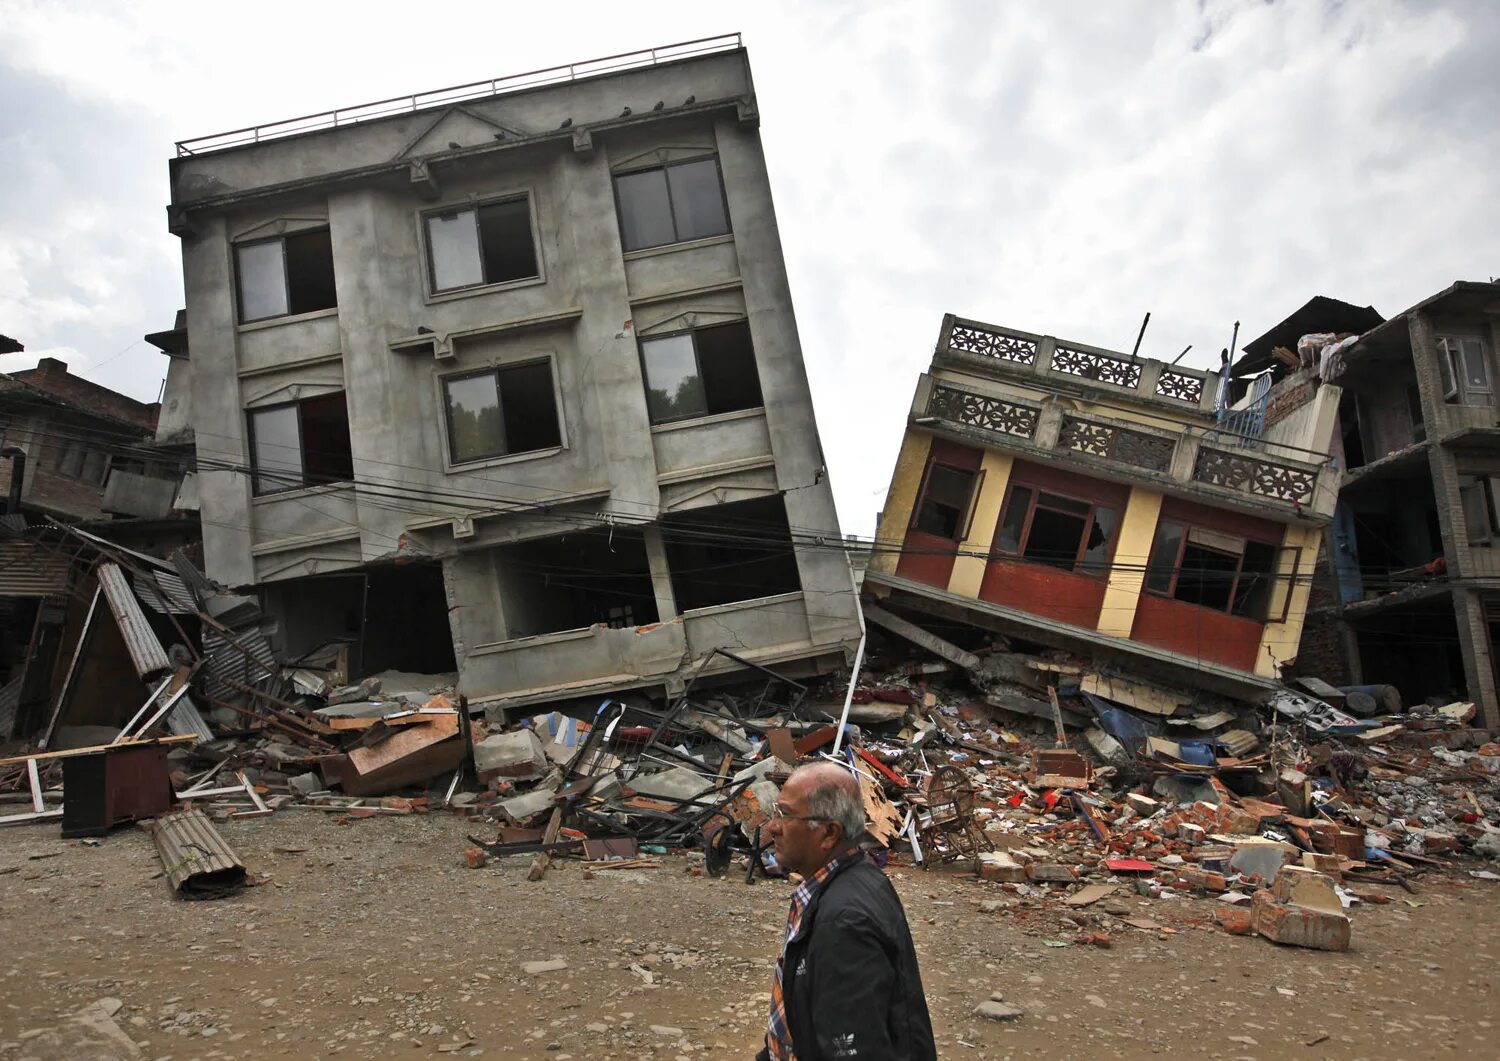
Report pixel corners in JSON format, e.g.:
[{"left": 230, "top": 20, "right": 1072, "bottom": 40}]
[
  {"left": 662, "top": 495, "right": 801, "bottom": 612},
  {"left": 235, "top": 228, "right": 337, "bottom": 323},
  {"left": 912, "top": 464, "right": 977, "bottom": 540},
  {"left": 247, "top": 393, "right": 354, "bottom": 495},
  {"left": 426, "top": 197, "right": 539, "bottom": 293},
  {"left": 1146, "top": 519, "right": 1283, "bottom": 620},
  {"left": 639, "top": 321, "right": 762, "bottom": 424},
  {"left": 614, "top": 157, "right": 731, "bottom": 251},
  {"left": 495, "top": 527, "right": 659, "bottom": 638},
  {"left": 442, "top": 360, "right": 561, "bottom": 464},
  {"left": 994, "top": 485, "right": 1119, "bottom": 576}
]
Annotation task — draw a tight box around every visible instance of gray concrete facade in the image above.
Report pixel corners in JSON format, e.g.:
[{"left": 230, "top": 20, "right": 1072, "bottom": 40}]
[{"left": 165, "top": 43, "right": 861, "bottom": 712}]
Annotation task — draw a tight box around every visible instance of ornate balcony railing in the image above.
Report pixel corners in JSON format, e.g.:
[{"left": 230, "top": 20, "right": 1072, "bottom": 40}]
[
  {"left": 1058, "top": 415, "right": 1174, "bottom": 473},
  {"left": 1050, "top": 343, "right": 1143, "bottom": 388},
  {"left": 938, "top": 315, "right": 1217, "bottom": 410},
  {"left": 1192, "top": 446, "right": 1318, "bottom": 506},
  {"left": 927, "top": 384, "right": 1039, "bottom": 439}
]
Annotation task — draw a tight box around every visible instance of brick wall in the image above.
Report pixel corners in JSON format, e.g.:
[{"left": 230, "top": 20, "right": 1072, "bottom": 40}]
[{"left": 10, "top": 359, "right": 159, "bottom": 431}]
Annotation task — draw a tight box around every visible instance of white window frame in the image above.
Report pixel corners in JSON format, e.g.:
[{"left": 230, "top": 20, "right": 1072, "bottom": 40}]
[
  {"left": 419, "top": 190, "right": 545, "bottom": 302},
  {"left": 433, "top": 353, "right": 566, "bottom": 473},
  {"left": 1439, "top": 334, "right": 1492, "bottom": 405}
]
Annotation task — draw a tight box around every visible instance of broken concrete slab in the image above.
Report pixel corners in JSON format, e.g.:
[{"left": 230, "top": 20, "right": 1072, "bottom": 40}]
[
  {"left": 499, "top": 787, "right": 559, "bottom": 823},
  {"left": 1252, "top": 889, "right": 1350, "bottom": 951},
  {"left": 627, "top": 766, "right": 715, "bottom": 803},
  {"left": 473, "top": 729, "right": 549, "bottom": 780}
]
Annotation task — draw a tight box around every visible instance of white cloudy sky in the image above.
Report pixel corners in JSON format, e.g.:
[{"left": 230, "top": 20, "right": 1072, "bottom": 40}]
[{"left": 2, "top": 0, "right": 1497, "bottom": 537}]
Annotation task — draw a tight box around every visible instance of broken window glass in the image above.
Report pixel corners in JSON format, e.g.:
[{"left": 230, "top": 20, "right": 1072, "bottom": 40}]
[
  {"left": 248, "top": 394, "right": 353, "bottom": 495},
  {"left": 914, "top": 464, "right": 976, "bottom": 539},
  {"left": 615, "top": 157, "right": 731, "bottom": 251},
  {"left": 235, "top": 229, "right": 336, "bottom": 322},
  {"left": 426, "top": 198, "right": 539, "bottom": 293},
  {"left": 639, "top": 321, "right": 762, "bottom": 425},
  {"left": 993, "top": 486, "right": 1116, "bottom": 575},
  {"left": 442, "top": 361, "right": 561, "bottom": 464}
]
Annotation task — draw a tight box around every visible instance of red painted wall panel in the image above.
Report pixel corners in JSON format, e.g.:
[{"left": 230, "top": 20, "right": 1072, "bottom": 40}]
[
  {"left": 978, "top": 555, "right": 1107, "bottom": 628},
  {"left": 896, "top": 529, "right": 959, "bottom": 589},
  {"left": 1130, "top": 591, "right": 1264, "bottom": 671}
]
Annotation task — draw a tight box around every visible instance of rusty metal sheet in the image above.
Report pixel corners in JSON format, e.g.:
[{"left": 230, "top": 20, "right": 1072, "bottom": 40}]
[
  {"left": 0, "top": 540, "right": 70, "bottom": 597},
  {"left": 150, "top": 807, "right": 247, "bottom": 898},
  {"left": 96, "top": 563, "right": 172, "bottom": 679}
]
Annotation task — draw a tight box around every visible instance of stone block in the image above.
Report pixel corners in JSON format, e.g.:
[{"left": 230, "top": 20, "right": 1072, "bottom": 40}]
[
  {"left": 1271, "top": 865, "right": 1342, "bottom": 915},
  {"left": 978, "top": 852, "right": 1027, "bottom": 883},
  {"left": 1301, "top": 851, "right": 1342, "bottom": 877},
  {"left": 1027, "top": 863, "right": 1077, "bottom": 883},
  {"left": 473, "top": 730, "right": 549, "bottom": 780},
  {"left": 1126, "top": 793, "right": 1161, "bottom": 817},
  {"left": 498, "top": 786, "right": 557, "bottom": 823},
  {"left": 1252, "top": 890, "right": 1350, "bottom": 951}
]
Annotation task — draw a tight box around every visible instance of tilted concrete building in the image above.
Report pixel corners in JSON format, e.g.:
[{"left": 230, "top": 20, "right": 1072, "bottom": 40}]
[
  {"left": 1289, "top": 281, "right": 1500, "bottom": 728},
  {"left": 163, "top": 36, "right": 860, "bottom": 714},
  {"left": 867, "top": 313, "right": 1342, "bottom": 702}
]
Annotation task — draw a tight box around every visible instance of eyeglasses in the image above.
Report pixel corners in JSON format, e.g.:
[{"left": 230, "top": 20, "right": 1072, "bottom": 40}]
[{"left": 769, "top": 804, "right": 828, "bottom": 823}]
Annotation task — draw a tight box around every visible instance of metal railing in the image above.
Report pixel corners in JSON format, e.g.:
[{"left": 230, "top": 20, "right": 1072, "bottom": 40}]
[{"left": 175, "top": 33, "right": 743, "bottom": 157}]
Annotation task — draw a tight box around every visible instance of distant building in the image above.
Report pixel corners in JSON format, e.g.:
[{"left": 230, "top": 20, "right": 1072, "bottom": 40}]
[
  {"left": 0, "top": 356, "right": 163, "bottom": 522},
  {"left": 867, "top": 312, "right": 1343, "bottom": 702},
  {"left": 1292, "top": 281, "right": 1500, "bottom": 728},
  {"left": 161, "top": 37, "right": 860, "bottom": 713}
]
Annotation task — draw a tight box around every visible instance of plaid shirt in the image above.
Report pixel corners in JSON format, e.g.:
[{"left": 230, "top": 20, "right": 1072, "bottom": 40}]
[{"left": 765, "top": 851, "right": 866, "bottom": 1060}]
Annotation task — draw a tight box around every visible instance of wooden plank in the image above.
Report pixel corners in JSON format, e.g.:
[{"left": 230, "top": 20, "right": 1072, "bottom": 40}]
[
  {"left": 346, "top": 714, "right": 459, "bottom": 775},
  {"left": 528, "top": 805, "right": 565, "bottom": 882},
  {"left": 39, "top": 585, "right": 102, "bottom": 750},
  {"left": 862, "top": 603, "right": 983, "bottom": 673},
  {"left": 27, "top": 759, "right": 44, "bottom": 814},
  {"left": 0, "top": 734, "right": 197, "bottom": 767},
  {"left": 1079, "top": 673, "right": 1185, "bottom": 717}
]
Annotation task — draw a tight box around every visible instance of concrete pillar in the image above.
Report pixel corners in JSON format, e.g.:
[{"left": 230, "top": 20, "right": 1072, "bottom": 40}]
[
  {"left": 1453, "top": 589, "right": 1500, "bottom": 729},
  {"left": 946, "top": 450, "right": 1014, "bottom": 598},
  {"left": 642, "top": 525, "right": 678, "bottom": 621},
  {"left": 869, "top": 432, "right": 933, "bottom": 575},
  {"left": 1096, "top": 488, "right": 1162, "bottom": 638}
]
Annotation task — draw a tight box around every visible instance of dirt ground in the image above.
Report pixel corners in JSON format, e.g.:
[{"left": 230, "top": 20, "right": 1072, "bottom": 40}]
[{"left": 1, "top": 811, "right": 1497, "bottom": 1061}]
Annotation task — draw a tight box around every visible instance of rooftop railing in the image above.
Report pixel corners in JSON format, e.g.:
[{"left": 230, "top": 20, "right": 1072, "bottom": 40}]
[{"left": 175, "top": 33, "right": 743, "bottom": 157}]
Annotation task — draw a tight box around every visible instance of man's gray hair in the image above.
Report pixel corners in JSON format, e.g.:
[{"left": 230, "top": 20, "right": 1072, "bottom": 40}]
[{"left": 802, "top": 767, "right": 867, "bottom": 844}]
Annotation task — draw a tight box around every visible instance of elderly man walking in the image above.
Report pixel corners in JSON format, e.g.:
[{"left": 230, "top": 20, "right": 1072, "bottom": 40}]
[{"left": 756, "top": 761, "right": 935, "bottom": 1061}]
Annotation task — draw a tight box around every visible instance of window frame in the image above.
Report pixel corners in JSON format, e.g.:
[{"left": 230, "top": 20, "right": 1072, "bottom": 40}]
[
  {"left": 907, "top": 459, "right": 982, "bottom": 543},
  {"left": 1439, "top": 334, "right": 1493, "bottom": 405},
  {"left": 1459, "top": 473, "right": 1500, "bottom": 547},
  {"left": 437, "top": 355, "right": 565, "bottom": 470},
  {"left": 612, "top": 155, "right": 733, "bottom": 253},
  {"left": 991, "top": 482, "right": 1120, "bottom": 579},
  {"left": 1143, "top": 519, "right": 1296, "bottom": 621},
  {"left": 636, "top": 320, "right": 764, "bottom": 427},
  {"left": 233, "top": 227, "right": 337, "bottom": 325},
  {"left": 420, "top": 191, "right": 545, "bottom": 299},
  {"left": 245, "top": 393, "right": 355, "bottom": 497}
]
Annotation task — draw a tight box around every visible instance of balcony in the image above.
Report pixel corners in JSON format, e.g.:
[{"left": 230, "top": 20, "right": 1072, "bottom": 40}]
[
  {"left": 917, "top": 378, "right": 1335, "bottom": 518},
  {"left": 938, "top": 315, "right": 1218, "bottom": 413}
]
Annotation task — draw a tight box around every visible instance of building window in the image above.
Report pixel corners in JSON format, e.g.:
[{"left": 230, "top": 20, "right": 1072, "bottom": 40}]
[
  {"left": 53, "top": 442, "right": 109, "bottom": 484},
  {"left": 1145, "top": 521, "right": 1279, "bottom": 619},
  {"left": 247, "top": 393, "right": 354, "bottom": 495},
  {"left": 639, "top": 321, "right": 762, "bottom": 424},
  {"left": 993, "top": 486, "right": 1119, "bottom": 575},
  {"left": 441, "top": 360, "right": 561, "bottom": 465},
  {"left": 235, "top": 229, "right": 337, "bottom": 323},
  {"left": 1459, "top": 474, "right": 1500, "bottom": 547},
  {"left": 1438, "top": 335, "right": 1492, "bottom": 406},
  {"left": 910, "top": 463, "right": 980, "bottom": 541},
  {"left": 662, "top": 495, "right": 801, "bottom": 612},
  {"left": 424, "top": 197, "right": 539, "bottom": 294},
  {"left": 614, "top": 157, "right": 730, "bottom": 252}
]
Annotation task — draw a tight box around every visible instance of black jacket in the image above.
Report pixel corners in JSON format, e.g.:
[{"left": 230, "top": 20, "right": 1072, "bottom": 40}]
[{"left": 757, "top": 857, "right": 936, "bottom": 1061}]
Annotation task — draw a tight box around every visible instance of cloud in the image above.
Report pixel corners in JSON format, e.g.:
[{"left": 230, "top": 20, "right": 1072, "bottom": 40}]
[{"left": 1, "top": 0, "right": 1496, "bottom": 538}]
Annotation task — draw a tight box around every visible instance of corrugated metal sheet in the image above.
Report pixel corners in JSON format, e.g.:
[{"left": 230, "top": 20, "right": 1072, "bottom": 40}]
[
  {"left": 0, "top": 540, "right": 71, "bottom": 597},
  {"left": 0, "top": 673, "right": 20, "bottom": 739},
  {"left": 150, "top": 808, "right": 246, "bottom": 898},
  {"left": 96, "top": 563, "right": 172, "bottom": 679},
  {"left": 136, "top": 571, "right": 197, "bottom": 615},
  {"left": 202, "top": 624, "right": 281, "bottom": 704}
]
